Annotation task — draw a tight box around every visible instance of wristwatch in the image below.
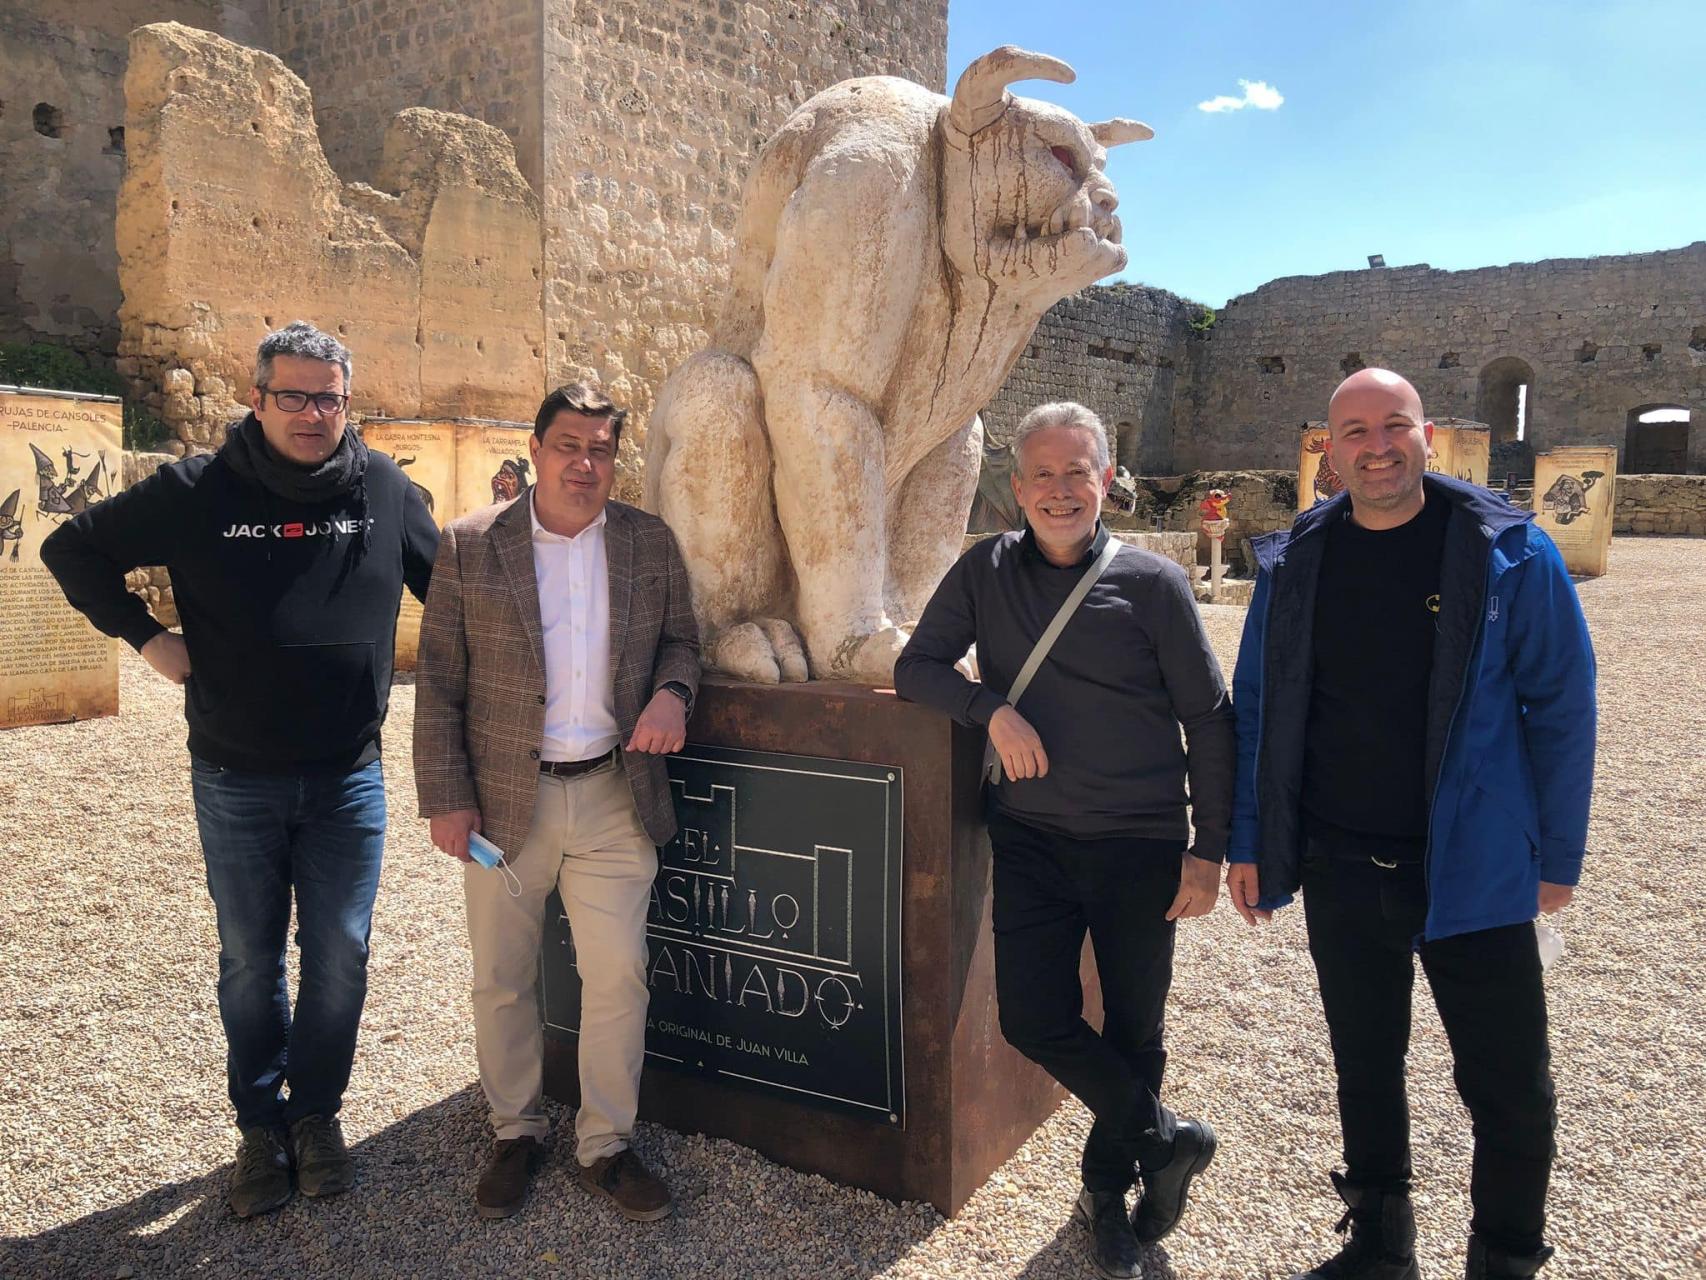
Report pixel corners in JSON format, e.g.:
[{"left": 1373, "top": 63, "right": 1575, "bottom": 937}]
[{"left": 659, "top": 680, "right": 694, "bottom": 717}]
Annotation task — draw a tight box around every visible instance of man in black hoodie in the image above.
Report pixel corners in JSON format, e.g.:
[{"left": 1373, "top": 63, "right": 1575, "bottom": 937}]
[{"left": 43, "top": 322, "right": 439, "bottom": 1218}]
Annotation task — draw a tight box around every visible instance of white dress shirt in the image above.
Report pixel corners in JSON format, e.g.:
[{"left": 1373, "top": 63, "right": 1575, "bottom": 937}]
[{"left": 530, "top": 494, "right": 619, "bottom": 762}]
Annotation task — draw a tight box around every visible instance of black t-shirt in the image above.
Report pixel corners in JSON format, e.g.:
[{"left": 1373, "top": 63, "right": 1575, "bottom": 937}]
[{"left": 1301, "top": 497, "right": 1451, "bottom": 860}]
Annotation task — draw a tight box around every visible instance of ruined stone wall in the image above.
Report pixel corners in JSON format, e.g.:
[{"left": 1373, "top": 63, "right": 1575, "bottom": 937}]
[
  {"left": 116, "top": 23, "right": 544, "bottom": 452},
  {"left": 1613, "top": 475, "right": 1706, "bottom": 536},
  {"left": 267, "top": 0, "right": 545, "bottom": 189},
  {"left": 542, "top": 0, "right": 949, "bottom": 496},
  {"left": 1179, "top": 243, "right": 1706, "bottom": 474},
  {"left": 0, "top": 0, "right": 264, "bottom": 359},
  {"left": 979, "top": 284, "right": 1202, "bottom": 474}
]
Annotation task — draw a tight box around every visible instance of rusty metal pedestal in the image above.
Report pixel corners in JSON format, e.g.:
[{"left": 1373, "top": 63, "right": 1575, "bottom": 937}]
[{"left": 543, "top": 677, "right": 1094, "bottom": 1216}]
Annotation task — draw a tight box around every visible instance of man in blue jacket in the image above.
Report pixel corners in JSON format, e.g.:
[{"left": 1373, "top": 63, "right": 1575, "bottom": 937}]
[{"left": 1226, "top": 369, "right": 1595, "bottom": 1280}]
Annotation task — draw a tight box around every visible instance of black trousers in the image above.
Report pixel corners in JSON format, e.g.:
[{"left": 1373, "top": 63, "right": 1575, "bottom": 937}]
[
  {"left": 1301, "top": 847, "right": 1556, "bottom": 1256},
  {"left": 988, "top": 811, "right": 1183, "bottom": 1193}
]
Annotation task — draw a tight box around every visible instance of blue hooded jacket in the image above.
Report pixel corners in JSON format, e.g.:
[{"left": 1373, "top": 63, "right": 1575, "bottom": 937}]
[{"left": 1228, "top": 473, "right": 1597, "bottom": 940}]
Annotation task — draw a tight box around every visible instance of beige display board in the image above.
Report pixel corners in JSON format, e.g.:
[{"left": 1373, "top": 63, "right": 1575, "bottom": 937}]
[
  {"left": 452, "top": 422, "right": 535, "bottom": 517},
  {"left": 1533, "top": 447, "right": 1615, "bottom": 577},
  {"left": 1299, "top": 422, "right": 1492, "bottom": 513},
  {"left": 362, "top": 418, "right": 532, "bottom": 669},
  {"left": 1430, "top": 422, "right": 1491, "bottom": 487},
  {"left": 0, "top": 388, "right": 126, "bottom": 727},
  {"left": 1297, "top": 424, "right": 1341, "bottom": 511}
]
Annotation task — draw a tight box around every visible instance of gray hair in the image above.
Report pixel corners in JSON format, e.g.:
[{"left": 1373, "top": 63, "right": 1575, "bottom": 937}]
[
  {"left": 254, "top": 321, "right": 353, "bottom": 390},
  {"left": 1011, "top": 401, "right": 1110, "bottom": 471}
]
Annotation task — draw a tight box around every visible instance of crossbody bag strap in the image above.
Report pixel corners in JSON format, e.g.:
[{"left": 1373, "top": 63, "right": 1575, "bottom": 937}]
[{"left": 983, "top": 534, "right": 1121, "bottom": 785}]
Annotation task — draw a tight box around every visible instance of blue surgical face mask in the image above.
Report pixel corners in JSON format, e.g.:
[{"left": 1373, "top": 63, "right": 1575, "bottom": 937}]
[{"left": 468, "top": 831, "right": 522, "bottom": 897}]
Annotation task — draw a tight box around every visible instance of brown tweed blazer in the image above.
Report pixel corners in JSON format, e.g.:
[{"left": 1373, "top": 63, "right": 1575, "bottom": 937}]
[{"left": 413, "top": 492, "right": 701, "bottom": 853}]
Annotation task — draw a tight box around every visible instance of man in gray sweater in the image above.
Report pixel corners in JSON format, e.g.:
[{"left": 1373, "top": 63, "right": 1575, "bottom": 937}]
[{"left": 895, "top": 402, "right": 1235, "bottom": 1280}]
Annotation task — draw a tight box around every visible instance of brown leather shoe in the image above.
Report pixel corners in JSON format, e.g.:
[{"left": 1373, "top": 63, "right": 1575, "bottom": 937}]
[
  {"left": 577, "top": 1148, "right": 673, "bottom": 1221},
  {"left": 475, "top": 1136, "right": 542, "bottom": 1219}
]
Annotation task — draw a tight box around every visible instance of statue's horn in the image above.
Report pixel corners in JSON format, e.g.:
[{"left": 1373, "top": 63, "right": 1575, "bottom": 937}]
[
  {"left": 1090, "top": 118, "right": 1155, "bottom": 146},
  {"left": 949, "top": 45, "right": 1075, "bottom": 136}
]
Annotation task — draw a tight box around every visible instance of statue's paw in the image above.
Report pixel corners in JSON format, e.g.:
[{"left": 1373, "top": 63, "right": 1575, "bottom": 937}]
[
  {"left": 706, "top": 619, "right": 810, "bottom": 684},
  {"left": 753, "top": 618, "right": 809, "bottom": 683},
  {"left": 829, "top": 625, "right": 911, "bottom": 686}
]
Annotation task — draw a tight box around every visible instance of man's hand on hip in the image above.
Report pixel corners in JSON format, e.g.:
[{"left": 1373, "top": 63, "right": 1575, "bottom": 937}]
[
  {"left": 430, "top": 809, "right": 482, "bottom": 862},
  {"left": 1226, "top": 863, "right": 1273, "bottom": 926},
  {"left": 1538, "top": 881, "right": 1574, "bottom": 913},
  {"left": 988, "top": 705, "right": 1048, "bottom": 780},
  {"left": 1165, "top": 852, "right": 1222, "bottom": 921},
  {"left": 627, "top": 690, "right": 687, "bottom": 754},
  {"left": 141, "top": 632, "right": 192, "bottom": 685}
]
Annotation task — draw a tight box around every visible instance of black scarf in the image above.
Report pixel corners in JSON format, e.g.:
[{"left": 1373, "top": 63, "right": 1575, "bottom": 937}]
[{"left": 220, "top": 413, "right": 371, "bottom": 567}]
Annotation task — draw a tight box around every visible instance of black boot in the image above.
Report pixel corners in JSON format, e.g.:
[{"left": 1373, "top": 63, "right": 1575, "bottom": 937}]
[
  {"left": 1290, "top": 1171, "right": 1421, "bottom": 1280},
  {"left": 1464, "top": 1235, "right": 1553, "bottom": 1278},
  {"left": 1073, "top": 1187, "right": 1141, "bottom": 1280}
]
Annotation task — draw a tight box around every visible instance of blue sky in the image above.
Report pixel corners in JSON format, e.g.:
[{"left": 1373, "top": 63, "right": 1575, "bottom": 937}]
[{"left": 947, "top": 0, "right": 1706, "bottom": 306}]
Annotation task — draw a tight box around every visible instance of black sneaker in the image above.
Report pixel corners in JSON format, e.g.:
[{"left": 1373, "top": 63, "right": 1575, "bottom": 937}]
[
  {"left": 229, "top": 1126, "right": 293, "bottom": 1218},
  {"left": 1131, "top": 1118, "right": 1217, "bottom": 1244},
  {"left": 1290, "top": 1171, "right": 1421, "bottom": 1280},
  {"left": 1464, "top": 1235, "right": 1553, "bottom": 1278},
  {"left": 1073, "top": 1187, "right": 1141, "bottom": 1279},
  {"left": 289, "top": 1114, "right": 354, "bottom": 1198}
]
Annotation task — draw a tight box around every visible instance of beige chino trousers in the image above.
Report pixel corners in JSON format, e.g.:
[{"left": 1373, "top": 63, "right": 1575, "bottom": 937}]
[{"left": 463, "top": 759, "right": 656, "bottom": 1164}]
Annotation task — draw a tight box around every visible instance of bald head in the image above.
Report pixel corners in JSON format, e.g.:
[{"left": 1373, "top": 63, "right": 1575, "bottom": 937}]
[{"left": 1329, "top": 368, "right": 1425, "bottom": 427}]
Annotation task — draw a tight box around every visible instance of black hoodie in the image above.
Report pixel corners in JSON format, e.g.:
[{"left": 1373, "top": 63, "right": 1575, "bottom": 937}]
[{"left": 42, "top": 434, "right": 438, "bottom": 773}]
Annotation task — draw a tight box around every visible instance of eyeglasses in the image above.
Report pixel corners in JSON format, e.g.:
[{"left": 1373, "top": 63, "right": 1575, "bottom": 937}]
[{"left": 260, "top": 387, "right": 349, "bottom": 415}]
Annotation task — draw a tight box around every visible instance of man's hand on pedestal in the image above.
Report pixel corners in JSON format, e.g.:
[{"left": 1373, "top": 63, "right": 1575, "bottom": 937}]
[{"left": 627, "top": 691, "right": 688, "bottom": 754}]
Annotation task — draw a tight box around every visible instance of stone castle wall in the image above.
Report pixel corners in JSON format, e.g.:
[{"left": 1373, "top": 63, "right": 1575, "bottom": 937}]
[
  {"left": 979, "top": 284, "right": 1201, "bottom": 475},
  {"left": 1176, "top": 244, "right": 1706, "bottom": 473},
  {"left": 538, "top": 0, "right": 948, "bottom": 496},
  {"left": 0, "top": 0, "right": 264, "bottom": 358},
  {"left": 116, "top": 23, "right": 544, "bottom": 450},
  {"left": 269, "top": 0, "right": 545, "bottom": 189}
]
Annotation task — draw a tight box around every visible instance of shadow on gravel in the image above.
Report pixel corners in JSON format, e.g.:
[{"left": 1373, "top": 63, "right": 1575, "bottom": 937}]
[
  {"left": 0, "top": 1082, "right": 943, "bottom": 1279},
  {"left": 1016, "top": 1216, "right": 1179, "bottom": 1280}
]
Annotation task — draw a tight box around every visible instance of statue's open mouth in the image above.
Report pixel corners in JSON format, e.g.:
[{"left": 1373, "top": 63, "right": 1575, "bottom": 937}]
[{"left": 992, "top": 197, "right": 1121, "bottom": 249}]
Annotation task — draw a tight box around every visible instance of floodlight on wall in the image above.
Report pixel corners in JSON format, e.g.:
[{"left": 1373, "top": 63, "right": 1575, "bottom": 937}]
[{"left": 1367, "top": 254, "right": 1386, "bottom": 268}]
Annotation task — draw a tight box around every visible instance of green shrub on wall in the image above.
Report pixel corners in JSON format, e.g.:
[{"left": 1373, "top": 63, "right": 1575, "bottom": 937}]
[{"left": 0, "top": 343, "right": 171, "bottom": 451}]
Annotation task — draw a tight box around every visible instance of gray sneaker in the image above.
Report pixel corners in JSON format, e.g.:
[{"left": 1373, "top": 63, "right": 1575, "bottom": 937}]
[
  {"left": 289, "top": 1114, "right": 354, "bottom": 1198},
  {"left": 230, "top": 1127, "right": 293, "bottom": 1218}
]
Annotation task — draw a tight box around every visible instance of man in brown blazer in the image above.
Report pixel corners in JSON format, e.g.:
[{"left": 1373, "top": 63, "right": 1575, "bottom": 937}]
[{"left": 414, "top": 383, "right": 700, "bottom": 1222}]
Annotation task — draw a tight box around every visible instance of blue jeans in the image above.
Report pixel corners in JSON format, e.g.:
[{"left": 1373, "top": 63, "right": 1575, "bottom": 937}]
[{"left": 191, "top": 756, "right": 387, "bottom": 1130}]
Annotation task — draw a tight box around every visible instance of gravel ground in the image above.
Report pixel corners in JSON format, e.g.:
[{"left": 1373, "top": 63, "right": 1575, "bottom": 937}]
[{"left": 2, "top": 535, "right": 1702, "bottom": 1280}]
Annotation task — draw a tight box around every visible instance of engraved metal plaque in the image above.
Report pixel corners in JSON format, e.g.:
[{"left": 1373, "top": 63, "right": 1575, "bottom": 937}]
[{"left": 542, "top": 744, "right": 906, "bottom": 1124}]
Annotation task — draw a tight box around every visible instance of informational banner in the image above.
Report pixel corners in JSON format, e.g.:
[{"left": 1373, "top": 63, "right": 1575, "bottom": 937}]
[
  {"left": 1533, "top": 446, "right": 1616, "bottom": 577},
  {"left": 452, "top": 422, "right": 534, "bottom": 517},
  {"left": 1299, "top": 421, "right": 1492, "bottom": 512},
  {"left": 1297, "top": 424, "right": 1342, "bottom": 511},
  {"left": 0, "top": 389, "right": 126, "bottom": 727},
  {"left": 361, "top": 418, "right": 531, "bottom": 669},
  {"left": 541, "top": 745, "right": 907, "bottom": 1125},
  {"left": 361, "top": 420, "right": 456, "bottom": 669},
  {"left": 1431, "top": 421, "right": 1491, "bottom": 487}
]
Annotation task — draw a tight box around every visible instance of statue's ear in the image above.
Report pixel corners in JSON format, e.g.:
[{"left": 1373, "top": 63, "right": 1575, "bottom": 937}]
[{"left": 1089, "top": 119, "right": 1154, "bottom": 146}]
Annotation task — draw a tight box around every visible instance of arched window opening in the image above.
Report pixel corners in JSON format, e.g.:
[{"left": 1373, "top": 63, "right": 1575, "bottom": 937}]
[
  {"left": 1477, "top": 357, "right": 1535, "bottom": 446},
  {"left": 1624, "top": 404, "right": 1690, "bottom": 474}
]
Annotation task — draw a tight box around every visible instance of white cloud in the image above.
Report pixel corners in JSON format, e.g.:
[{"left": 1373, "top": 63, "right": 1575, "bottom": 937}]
[{"left": 1198, "top": 79, "right": 1285, "bottom": 114}]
